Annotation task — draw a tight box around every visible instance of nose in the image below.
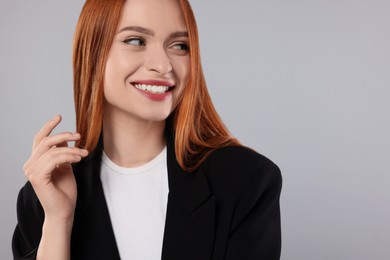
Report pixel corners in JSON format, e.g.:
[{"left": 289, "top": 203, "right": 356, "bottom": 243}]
[{"left": 145, "top": 46, "right": 173, "bottom": 75}]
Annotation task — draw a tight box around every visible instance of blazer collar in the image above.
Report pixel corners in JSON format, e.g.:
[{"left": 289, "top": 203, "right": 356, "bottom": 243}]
[{"left": 164, "top": 131, "right": 212, "bottom": 214}]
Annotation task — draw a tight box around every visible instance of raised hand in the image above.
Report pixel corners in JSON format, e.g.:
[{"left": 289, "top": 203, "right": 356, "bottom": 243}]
[{"left": 23, "top": 115, "right": 89, "bottom": 221}]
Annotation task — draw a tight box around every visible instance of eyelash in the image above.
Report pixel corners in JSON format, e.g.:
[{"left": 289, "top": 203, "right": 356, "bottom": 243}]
[
  {"left": 172, "top": 43, "right": 189, "bottom": 51},
  {"left": 123, "top": 37, "right": 146, "bottom": 46},
  {"left": 122, "top": 37, "right": 189, "bottom": 52}
]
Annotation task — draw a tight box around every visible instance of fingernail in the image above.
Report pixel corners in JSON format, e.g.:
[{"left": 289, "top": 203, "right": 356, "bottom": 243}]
[{"left": 72, "top": 133, "right": 81, "bottom": 137}]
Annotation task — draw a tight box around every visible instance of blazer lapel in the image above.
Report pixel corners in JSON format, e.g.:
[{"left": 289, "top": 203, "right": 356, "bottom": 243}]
[
  {"left": 161, "top": 137, "right": 216, "bottom": 260},
  {"left": 71, "top": 139, "right": 120, "bottom": 259}
]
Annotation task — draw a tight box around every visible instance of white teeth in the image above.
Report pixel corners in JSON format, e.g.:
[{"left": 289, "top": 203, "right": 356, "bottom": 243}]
[{"left": 134, "top": 84, "right": 170, "bottom": 94}]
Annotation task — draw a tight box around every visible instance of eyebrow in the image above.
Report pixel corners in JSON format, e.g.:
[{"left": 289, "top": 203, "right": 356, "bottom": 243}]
[
  {"left": 118, "top": 26, "right": 155, "bottom": 36},
  {"left": 117, "top": 26, "right": 189, "bottom": 39},
  {"left": 169, "top": 31, "right": 189, "bottom": 38}
]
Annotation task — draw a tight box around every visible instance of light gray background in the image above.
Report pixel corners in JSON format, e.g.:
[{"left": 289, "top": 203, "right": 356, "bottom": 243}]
[{"left": 1, "top": 0, "right": 389, "bottom": 259}]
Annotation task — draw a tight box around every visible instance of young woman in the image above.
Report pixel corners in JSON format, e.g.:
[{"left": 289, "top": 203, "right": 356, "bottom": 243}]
[{"left": 12, "top": 0, "right": 282, "bottom": 259}]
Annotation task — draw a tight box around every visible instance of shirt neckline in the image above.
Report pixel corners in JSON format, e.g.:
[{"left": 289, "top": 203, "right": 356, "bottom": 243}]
[{"left": 101, "top": 146, "right": 167, "bottom": 175}]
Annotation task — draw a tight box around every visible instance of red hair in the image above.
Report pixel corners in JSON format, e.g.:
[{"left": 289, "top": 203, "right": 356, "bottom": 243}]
[{"left": 73, "top": 0, "right": 240, "bottom": 171}]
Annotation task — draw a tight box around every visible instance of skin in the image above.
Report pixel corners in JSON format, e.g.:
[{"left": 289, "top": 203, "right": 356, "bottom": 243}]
[
  {"left": 23, "top": 115, "right": 88, "bottom": 260},
  {"left": 23, "top": 0, "right": 189, "bottom": 259},
  {"left": 103, "top": 0, "right": 189, "bottom": 167}
]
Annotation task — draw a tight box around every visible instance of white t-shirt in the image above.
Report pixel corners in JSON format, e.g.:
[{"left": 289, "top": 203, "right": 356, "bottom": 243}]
[{"left": 100, "top": 147, "right": 169, "bottom": 260}]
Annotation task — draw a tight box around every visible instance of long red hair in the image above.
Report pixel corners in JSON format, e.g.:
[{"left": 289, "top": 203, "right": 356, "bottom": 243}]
[{"left": 73, "top": 0, "right": 240, "bottom": 171}]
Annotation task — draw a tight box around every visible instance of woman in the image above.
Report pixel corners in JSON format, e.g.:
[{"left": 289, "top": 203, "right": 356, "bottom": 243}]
[{"left": 12, "top": 0, "right": 282, "bottom": 259}]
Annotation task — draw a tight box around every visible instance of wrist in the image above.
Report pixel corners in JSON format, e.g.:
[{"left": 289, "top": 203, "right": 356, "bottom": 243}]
[
  {"left": 38, "top": 216, "right": 73, "bottom": 260},
  {"left": 43, "top": 215, "right": 74, "bottom": 235}
]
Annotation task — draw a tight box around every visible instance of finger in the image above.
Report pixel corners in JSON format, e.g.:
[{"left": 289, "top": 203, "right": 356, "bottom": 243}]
[
  {"left": 26, "top": 147, "right": 88, "bottom": 180},
  {"left": 39, "top": 132, "right": 80, "bottom": 149},
  {"left": 27, "top": 153, "right": 83, "bottom": 184},
  {"left": 47, "top": 146, "right": 89, "bottom": 157},
  {"left": 37, "top": 145, "right": 88, "bottom": 165},
  {"left": 57, "top": 135, "right": 79, "bottom": 148},
  {"left": 32, "top": 132, "right": 81, "bottom": 159},
  {"left": 57, "top": 139, "right": 69, "bottom": 148},
  {"left": 32, "top": 115, "right": 62, "bottom": 151}
]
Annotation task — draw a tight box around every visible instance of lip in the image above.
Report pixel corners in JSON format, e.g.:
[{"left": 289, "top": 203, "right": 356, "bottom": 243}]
[
  {"left": 131, "top": 79, "right": 175, "bottom": 87},
  {"left": 130, "top": 80, "right": 174, "bottom": 102}
]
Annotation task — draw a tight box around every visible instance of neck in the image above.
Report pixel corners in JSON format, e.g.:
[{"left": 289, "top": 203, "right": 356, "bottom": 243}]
[{"left": 102, "top": 110, "right": 166, "bottom": 168}]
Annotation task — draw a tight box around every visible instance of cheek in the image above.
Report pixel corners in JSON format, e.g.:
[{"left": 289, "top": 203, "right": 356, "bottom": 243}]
[
  {"left": 104, "top": 53, "right": 121, "bottom": 88},
  {"left": 105, "top": 49, "right": 141, "bottom": 80},
  {"left": 103, "top": 71, "right": 119, "bottom": 104},
  {"left": 171, "top": 57, "right": 190, "bottom": 108},
  {"left": 173, "top": 56, "right": 190, "bottom": 85},
  {"left": 104, "top": 50, "right": 140, "bottom": 94},
  {"left": 103, "top": 55, "right": 128, "bottom": 104}
]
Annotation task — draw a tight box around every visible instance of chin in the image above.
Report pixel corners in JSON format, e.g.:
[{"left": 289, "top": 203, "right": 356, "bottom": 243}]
[{"left": 138, "top": 109, "right": 172, "bottom": 122}]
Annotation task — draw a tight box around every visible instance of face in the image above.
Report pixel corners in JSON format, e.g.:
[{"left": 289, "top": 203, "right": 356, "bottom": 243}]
[{"left": 104, "top": 0, "right": 190, "bottom": 123}]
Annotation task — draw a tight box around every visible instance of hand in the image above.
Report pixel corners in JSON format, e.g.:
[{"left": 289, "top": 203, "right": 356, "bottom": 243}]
[{"left": 23, "top": 115, "right": 89, "bottom": 222}]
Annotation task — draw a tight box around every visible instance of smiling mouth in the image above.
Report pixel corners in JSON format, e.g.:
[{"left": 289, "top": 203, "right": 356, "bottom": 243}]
[{"left": 134, "top": 84, "right": 170, "bottom": 94}]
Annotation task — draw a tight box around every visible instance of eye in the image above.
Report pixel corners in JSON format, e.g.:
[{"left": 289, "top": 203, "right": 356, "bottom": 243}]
[
  {"left": 123, "top": 38, "right": 146, "bottom": 46},
  {"left": 172, "top": 43, "right": 189, "bottom": 51}
]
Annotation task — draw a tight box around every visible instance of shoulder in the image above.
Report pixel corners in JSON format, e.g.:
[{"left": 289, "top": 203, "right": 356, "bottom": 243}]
[
  {"left": 200, "top": 145, "right": 282, "bottom": 199},
  {"left": 203, "top": 145, "right": 281, "bottom": 182}
]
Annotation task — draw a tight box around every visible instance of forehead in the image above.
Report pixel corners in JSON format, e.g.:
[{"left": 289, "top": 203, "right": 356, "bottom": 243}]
[{"left": 118, "top": 0, "right": 187, "bottom": 33}]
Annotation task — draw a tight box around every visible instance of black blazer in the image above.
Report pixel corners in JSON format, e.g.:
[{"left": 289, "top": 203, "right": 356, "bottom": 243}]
[{"left": 12, "top": 134, "right": 282, "bottom": 260}]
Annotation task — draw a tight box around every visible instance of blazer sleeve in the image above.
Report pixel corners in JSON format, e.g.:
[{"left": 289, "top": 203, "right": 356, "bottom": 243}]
[
  {"left": 225, "top": 161, "right": 282, "bottom": 260},
  {"left": 12, "top": 182, "right": 43, "bottom": 260}
]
